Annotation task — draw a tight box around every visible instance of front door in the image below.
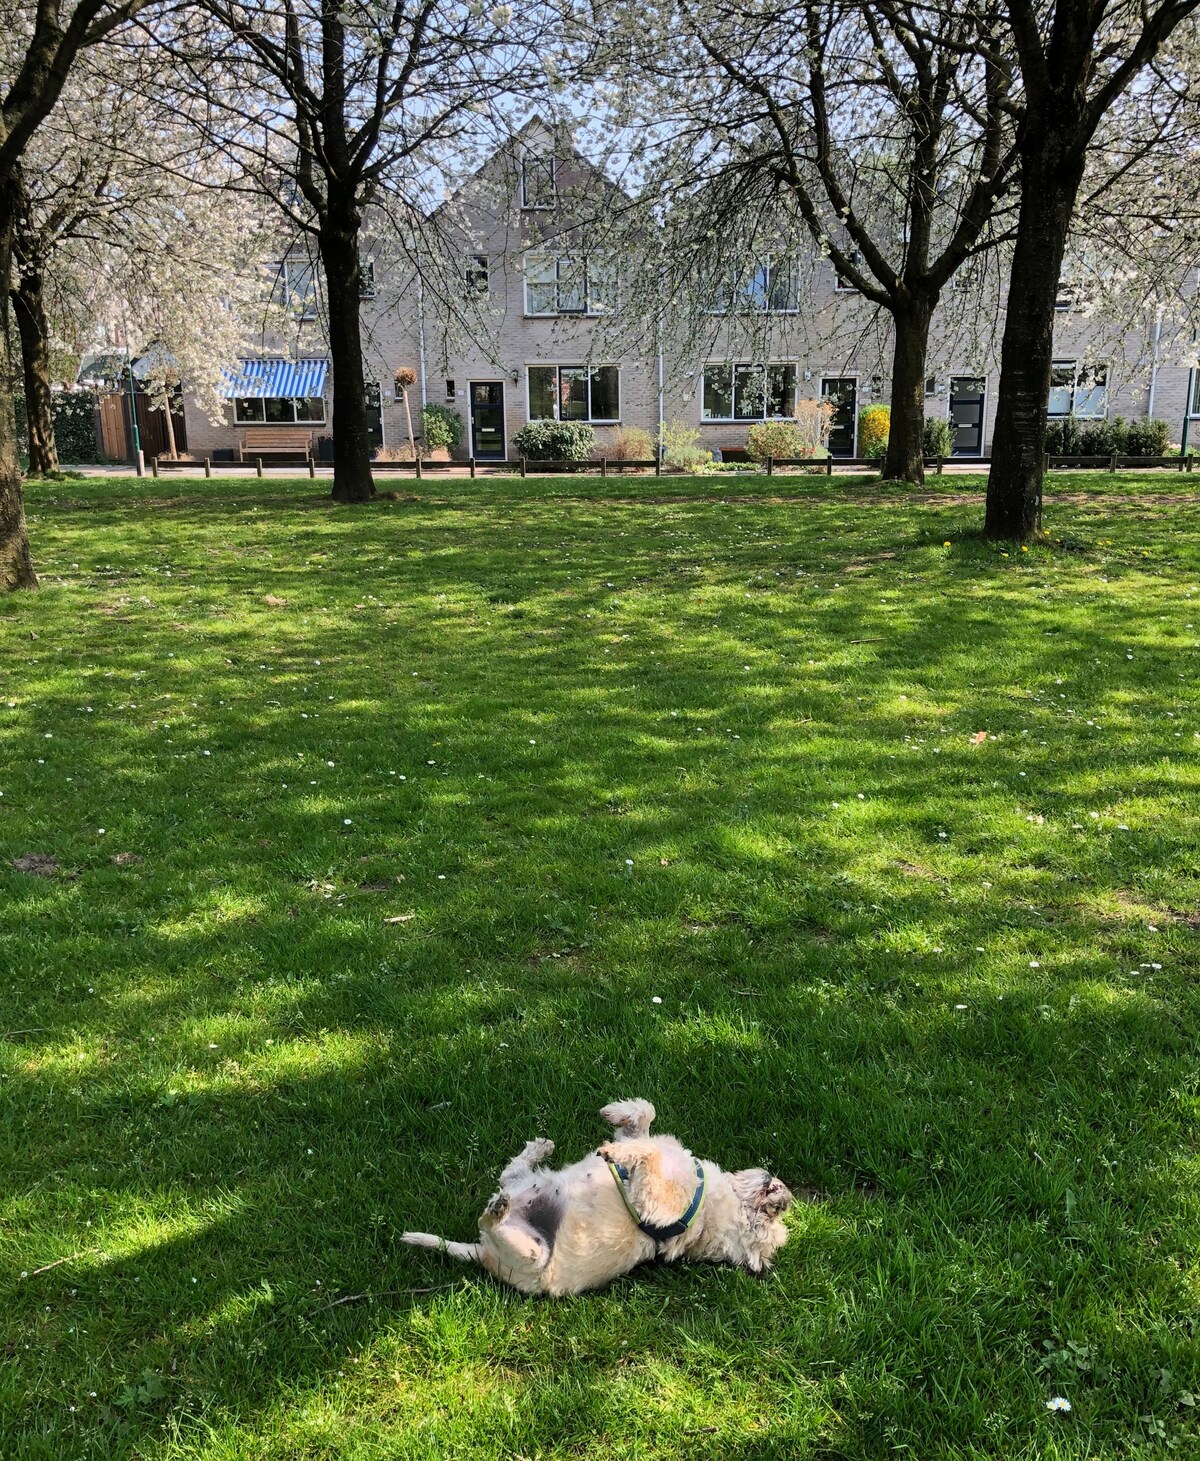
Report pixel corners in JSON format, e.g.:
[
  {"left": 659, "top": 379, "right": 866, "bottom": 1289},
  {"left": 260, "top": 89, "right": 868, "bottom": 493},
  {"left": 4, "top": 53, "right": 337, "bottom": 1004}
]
[
  {"left": 470, "top": 381, "right": 505, "bottom": 459},
  {"left": 821, "top": 377, "right": 858, "bottom": 457},
  {"left": 365, "top": 382, "right": 383, "bottom": 451},
  {"left": 949, "top": 376, "right": 985, "bottom": 456}
]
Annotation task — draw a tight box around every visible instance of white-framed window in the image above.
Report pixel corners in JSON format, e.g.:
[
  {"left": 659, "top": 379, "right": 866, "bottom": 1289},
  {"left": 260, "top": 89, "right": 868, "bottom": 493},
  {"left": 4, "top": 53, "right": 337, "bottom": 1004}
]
[
  {"left": 711, "top": 257, "right": 800, "bottom": 314},
  {"left": 835, "top": 249, "right": 863, "bottom": 291},
  {"left": 527, "top": 364, "right": 620, "bottom": 423},
  {"left": 524, "top": 254, "right": 613, "bottom": 315},
  {"left": 269, "top": 259, "right": 318, "bottom": 320},
  {"left": 465, "top": 255, "right": 489, "bottom": 295},
  {"left": 235, "top": 396, "right": 326, "bottom": 425},
  {"left": 925, "top": 376, "right": 938, "bottom": 397},
  {"left": 359, "top": 258, "right": 376, "bottom": 299},
  {"left": 701, "top": 362, "right": 799, "bottom": 421},
  {"left": 1190, "top": 370, "right": 1200, "bottom": 416},
  {"left": 1048, "top": 360, "right": 1107, "bottom": 418},
  {"left": 445, "top": 377, "right": 456, "bottom": 401},
  {"left": 1055, "top": 283, "right": 1080, "bottom": 312},
  {"left": 521, "top": 156, "right": 556, "bottom": 208}
]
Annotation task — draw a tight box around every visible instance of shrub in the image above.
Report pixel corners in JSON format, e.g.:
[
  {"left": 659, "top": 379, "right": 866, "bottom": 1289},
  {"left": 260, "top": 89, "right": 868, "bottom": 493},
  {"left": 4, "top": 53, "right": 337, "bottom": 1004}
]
[
  {"left": 420, "top": 403, "right": 463, "bottom": 452},
  {"left": 1125, "top": 418, "right": 1170, "bottom": 456},
  {"left": 608, "top": 427, "right": 654, "bottom": 461},
  {"left": 373, "top": 443, "right": 414, "bottom": 462},
  {"left": 858, "top": 403, "right": 890, "bottom": 460},
  {"left": 922, "top": 416, "right": 954, "bottom": 458},
  {"left": 1077, "top": 417, "right": 1126, "bottom": 457},
  {"left": 1045, "top": 418, "right": 1082, "bottom": 455},
  {"left": 657, "top": 419, "right": 710, "bottom": 472},
  {"left": 511, "top": 420, "right": 594, "bottom": 461},
  {"left": 794, "top": 398, "right": 836, "bottom": 454},
  {"left": 746, "top": 421, "right": 801, "bottom": 464}
]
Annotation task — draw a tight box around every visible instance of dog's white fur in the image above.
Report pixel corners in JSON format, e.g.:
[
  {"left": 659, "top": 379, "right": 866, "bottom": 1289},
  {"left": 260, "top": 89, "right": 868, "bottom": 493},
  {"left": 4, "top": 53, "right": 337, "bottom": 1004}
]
[{"left": 402, "top": 1099, "right": 793, "bottom": 1296}]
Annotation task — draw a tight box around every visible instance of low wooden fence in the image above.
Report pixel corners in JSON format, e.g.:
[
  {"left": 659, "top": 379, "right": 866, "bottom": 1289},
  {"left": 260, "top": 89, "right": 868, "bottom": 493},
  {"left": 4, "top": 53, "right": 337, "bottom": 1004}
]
[{"left": 149, "top": 451, "right": 1196, "bottom": 479}]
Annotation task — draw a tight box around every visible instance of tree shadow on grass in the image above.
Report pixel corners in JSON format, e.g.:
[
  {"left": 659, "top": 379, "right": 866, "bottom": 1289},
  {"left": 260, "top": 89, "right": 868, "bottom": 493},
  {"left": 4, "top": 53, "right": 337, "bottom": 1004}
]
[{"left": 2, "top": 483, "right": 1199, "bottom": 1457}]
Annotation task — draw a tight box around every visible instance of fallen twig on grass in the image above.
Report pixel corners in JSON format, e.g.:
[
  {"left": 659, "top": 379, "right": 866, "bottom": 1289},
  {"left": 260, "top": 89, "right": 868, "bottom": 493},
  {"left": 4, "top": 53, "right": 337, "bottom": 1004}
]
[
  {"left": 25, "top": 1249, "right": 97, "bottom": 1277},
  {"left": 317, "top": 1283, "right": 461, "bottom": 1312}
]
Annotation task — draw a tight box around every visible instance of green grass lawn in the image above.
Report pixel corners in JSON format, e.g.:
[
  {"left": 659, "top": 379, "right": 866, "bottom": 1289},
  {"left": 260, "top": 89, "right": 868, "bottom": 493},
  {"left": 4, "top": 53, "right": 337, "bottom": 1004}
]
[{"left": 2, "top": 472, "right": 1199, "bottom": 1459}]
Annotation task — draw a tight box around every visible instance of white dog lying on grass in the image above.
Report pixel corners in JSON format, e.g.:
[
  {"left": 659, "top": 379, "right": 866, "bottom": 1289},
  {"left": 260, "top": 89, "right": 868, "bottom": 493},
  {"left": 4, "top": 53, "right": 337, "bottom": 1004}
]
[{"left": 402, "top": 1098, "right": 793, "bottom": 1296}]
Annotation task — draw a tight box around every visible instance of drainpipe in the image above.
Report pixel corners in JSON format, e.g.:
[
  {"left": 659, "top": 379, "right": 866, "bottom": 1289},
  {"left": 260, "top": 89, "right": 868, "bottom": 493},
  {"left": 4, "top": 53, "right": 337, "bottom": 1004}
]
[
  {"left": 1183, "top": 367, "right": 1195, "bottom": 456},
  {"left": 417, "top": 275, "right": 428, "bottom": 407},
  {"left": 655, "top": 268, "right": 665, "bottom": 459},
  {"left": 1147, "top": 305, "right": 1164, "bottom": 419}
]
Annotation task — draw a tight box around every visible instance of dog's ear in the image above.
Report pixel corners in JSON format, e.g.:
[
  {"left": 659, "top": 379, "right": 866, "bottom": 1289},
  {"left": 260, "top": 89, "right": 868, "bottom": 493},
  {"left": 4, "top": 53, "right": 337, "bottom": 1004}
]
[{"left": 755, "top": 1174, "right": 793, "bottom": 1217}]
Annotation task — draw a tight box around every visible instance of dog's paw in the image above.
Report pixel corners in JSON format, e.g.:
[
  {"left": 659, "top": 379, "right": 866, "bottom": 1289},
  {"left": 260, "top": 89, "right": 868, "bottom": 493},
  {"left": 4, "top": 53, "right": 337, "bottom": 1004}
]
[
  {"left": 483, "top": 1191, "right": 510, "bottom": 1222},
  {"left": 600, "top": 1098, "right": 656, "bottom": 1136},
  {"left": 522, "top": 1138, "right": 555, "bottom": 1164}
]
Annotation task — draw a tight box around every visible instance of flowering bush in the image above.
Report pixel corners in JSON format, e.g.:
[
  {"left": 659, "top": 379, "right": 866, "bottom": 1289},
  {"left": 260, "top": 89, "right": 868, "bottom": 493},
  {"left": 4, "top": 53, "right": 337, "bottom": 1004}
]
[{"left": 859, "top": 404, "right": 890, "bottom": 459}]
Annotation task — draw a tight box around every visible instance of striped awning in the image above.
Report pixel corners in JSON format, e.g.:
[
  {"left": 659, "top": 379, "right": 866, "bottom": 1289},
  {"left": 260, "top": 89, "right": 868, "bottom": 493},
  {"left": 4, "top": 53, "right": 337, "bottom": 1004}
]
[{"left": 221, "top": 358, "right": 329, "bottom": 399}]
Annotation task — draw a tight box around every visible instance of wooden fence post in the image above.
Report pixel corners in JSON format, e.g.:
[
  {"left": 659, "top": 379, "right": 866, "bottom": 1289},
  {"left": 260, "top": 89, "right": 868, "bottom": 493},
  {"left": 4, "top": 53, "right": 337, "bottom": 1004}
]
[
  {"left": 520, "top": 456, "right": 527, "bottom": 478},
  {"left": 655, "top": 455, "right": 662, "bottom": 477},
  {"left": 308, "top": 458, "right": 315, "bottom": 479},
  {"left": 826, "top": 456, "right": 832, "bottom": 476},
  {"left": 415, "top": 455, "right": 423, "bottom": 480},
  {"left": 204, "top": 458, "right": 211, "bottom": 479},
  {"left": 766, "top": 456, "right": 774, "bottom": 477},
  {"left": 937, "top": 455, "right": 944, "bottom": 476},
  {"left": 151, "top": 456, "right": 159, "bottom": 478},
  {"left": 601, "top": 457, "right": 607, "bottom": 478},
  {"left": 256, "top": 457, "right": 263, "bottom": 479},
  {"left": 470, "top": 456, "right": 476, "bottom": 479},
  {"left": 1109, "top": 453, "right": 1118, "bottom": 473}
]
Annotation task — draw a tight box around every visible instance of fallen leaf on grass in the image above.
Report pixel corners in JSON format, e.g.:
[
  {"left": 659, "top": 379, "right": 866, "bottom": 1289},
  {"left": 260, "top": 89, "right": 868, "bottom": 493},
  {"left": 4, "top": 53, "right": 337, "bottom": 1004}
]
[
  {"left": 12, "top": 853, "right": 58, "bottom": 876},
  {"left": 384, "top": 913, "right": 416, "bottom": 924},
  {"left": 109, "top": 852, "right": 143, "bottom": 867},
  {"left": 358, "top": 881, "right": 392, "bottom": 893},
  {"left": 970, "top": 731, "right": 988, "bottom": 746},
  {"left": 263, "top": 594, "right": 288, "bottom": 607}
]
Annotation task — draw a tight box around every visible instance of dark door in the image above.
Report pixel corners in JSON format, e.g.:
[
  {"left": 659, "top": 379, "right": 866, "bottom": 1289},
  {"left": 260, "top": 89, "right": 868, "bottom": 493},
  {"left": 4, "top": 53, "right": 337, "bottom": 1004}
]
[
  {"left": 949, "top": 376, "right": 985, "bottom": 456},
  {"left": 365, "top": 382, "right": 383, "bottom": 451},
  {"left": 821, "top": 377, "right": 857, "bottom": 456},
  {"left": 470, "top": 382, "right": 505, "bottom": 459}
]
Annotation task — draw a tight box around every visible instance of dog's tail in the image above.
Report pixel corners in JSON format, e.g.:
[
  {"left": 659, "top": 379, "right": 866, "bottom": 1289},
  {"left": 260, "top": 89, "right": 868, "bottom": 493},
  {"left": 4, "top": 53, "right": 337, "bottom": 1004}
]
[{"left": 401, "top": 1231, "right": 482, "bottom": 1263}]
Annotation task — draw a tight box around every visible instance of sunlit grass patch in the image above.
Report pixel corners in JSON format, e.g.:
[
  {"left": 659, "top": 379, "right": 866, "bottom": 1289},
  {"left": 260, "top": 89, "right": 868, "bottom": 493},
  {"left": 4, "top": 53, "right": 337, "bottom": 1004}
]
[{"left": 0, "top": 472, "right": 1198, "bottom": 1458}]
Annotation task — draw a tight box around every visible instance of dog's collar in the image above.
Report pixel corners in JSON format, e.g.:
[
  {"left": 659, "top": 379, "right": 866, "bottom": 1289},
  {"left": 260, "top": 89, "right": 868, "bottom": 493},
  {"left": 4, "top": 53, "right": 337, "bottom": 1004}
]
[{"left": 603, "top": 1154, "right": 707, "bottom": 1245}]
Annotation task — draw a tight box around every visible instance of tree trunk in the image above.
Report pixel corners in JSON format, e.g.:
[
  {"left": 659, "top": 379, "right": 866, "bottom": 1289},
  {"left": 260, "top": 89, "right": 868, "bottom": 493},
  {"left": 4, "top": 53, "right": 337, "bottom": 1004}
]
[
  {"left": 161, "top": 391, "right": 178, "bottom": 459},
  {"left": 319, "top": 206, "right": 375, "bottom": 503},
  {"left": 882, "top": 297, "right": 934, "bottom": 484},
  {"left": 402, "top": 389, "right": 415, "bottom": 457},
  {"left": 12, "top": 250, "right": 59, "bottom": 477},
  {"left": 0, "top": 183, "right": 38, "bottom": 591},
  {"left": 985, "top": 137, "right": 1084, "bottom": 540}
]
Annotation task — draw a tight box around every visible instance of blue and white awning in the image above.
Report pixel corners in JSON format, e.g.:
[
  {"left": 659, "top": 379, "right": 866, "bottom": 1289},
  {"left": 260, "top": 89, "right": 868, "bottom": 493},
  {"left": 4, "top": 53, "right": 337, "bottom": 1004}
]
[{"left": 220, "top": 358, "right": 329, "bottom": 399}]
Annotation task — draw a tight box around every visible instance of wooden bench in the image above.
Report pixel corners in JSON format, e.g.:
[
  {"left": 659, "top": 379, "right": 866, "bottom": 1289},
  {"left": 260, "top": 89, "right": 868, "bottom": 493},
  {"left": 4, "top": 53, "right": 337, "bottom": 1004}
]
[{"left": 237, "top": 427, "right": 314, "bottom": 462}]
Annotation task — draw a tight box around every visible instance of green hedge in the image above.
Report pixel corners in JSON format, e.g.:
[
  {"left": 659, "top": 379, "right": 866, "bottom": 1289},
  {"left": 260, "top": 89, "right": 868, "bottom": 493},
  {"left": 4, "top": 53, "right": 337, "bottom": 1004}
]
[
  {"left": 1045, "top": 416, "right": 1170, "bottom": 457},
  {"left": 14, "top": 391, "right": 103, "bottom": 465}
]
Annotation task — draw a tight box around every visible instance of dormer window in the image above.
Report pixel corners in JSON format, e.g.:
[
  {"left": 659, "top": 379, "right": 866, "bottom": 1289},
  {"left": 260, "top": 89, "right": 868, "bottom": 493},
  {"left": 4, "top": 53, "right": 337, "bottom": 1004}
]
[{"left": 521, "top": 156, "right": 556, "bottom": 209}]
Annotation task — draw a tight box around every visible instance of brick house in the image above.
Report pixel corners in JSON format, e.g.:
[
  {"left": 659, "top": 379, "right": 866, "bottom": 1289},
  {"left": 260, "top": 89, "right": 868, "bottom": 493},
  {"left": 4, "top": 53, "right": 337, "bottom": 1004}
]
[{"left": 181, "top": 118, "right": 1200, "bottom": 464}]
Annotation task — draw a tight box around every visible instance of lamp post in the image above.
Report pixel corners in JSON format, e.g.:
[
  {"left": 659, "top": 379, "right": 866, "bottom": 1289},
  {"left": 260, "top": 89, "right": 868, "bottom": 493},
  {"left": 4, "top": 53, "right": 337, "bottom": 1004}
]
[{"left": 126, "top": 352, "right": 144, "bottom": 476}]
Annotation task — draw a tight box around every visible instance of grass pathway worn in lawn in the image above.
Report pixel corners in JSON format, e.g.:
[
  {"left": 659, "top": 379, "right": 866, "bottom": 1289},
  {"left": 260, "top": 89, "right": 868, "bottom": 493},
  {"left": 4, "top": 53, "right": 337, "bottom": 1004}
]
[{"left": 1, "top": 472, "right": 1198, "bottom": 1459}]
